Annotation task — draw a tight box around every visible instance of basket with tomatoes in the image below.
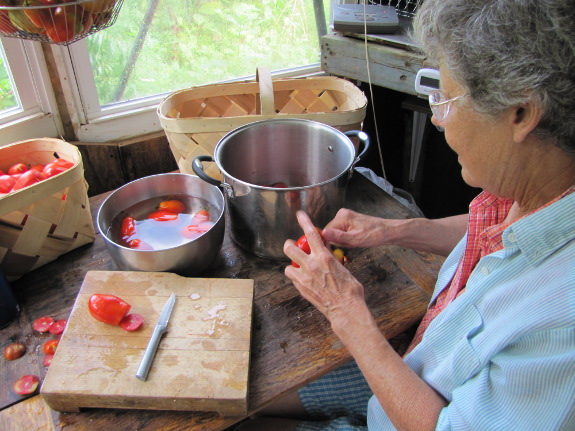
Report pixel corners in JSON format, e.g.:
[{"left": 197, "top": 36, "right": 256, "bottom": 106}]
[
  {"left": 0, "top": 137, "right": 96, "bottom": 282},
  {"left": 0, "top": 0, "right": 123, "bottom": 45}
]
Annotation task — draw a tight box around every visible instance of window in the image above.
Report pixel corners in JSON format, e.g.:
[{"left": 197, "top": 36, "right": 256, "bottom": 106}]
[
  {"left": 0, "top": 38, "right": 62, "bottom": 147},
  {"left": 59, "top": 0, "right": 331, "bottom": 142}
]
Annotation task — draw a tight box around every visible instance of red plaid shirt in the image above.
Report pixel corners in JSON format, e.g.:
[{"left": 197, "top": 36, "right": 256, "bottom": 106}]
[{"left": 405, "top": 185, "right": 575, "bottom": 355}]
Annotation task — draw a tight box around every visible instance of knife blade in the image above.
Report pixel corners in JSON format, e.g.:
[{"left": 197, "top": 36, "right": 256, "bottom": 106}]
[{"left": 135, "top": 292, "right": 176, "bottom": 381}]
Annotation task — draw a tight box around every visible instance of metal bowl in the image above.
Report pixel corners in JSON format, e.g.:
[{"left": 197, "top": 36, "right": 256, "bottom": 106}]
[{"left": 97, "top": 173, "right": 225, "bottom": 276}]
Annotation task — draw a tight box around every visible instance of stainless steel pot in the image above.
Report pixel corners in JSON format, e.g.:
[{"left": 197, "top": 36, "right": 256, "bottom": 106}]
[{"left": 192, "top": 118, "right": 369, "bottom": 260}]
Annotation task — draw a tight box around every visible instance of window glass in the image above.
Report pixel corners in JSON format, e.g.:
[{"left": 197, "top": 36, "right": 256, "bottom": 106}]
[
  {"left": 86, "top": 0, "right": 330, "bottom": 107},
  {"left": 0, "top": 43, "right": 18, "bottom": 113}
]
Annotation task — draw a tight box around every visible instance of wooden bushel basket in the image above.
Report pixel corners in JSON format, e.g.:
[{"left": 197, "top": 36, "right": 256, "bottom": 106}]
[
  {"left": 0, "top": 138, "right": 96, "bottom": 282},
  {"left": 157, "top": 67, "right": 368, "bottom": 180}
]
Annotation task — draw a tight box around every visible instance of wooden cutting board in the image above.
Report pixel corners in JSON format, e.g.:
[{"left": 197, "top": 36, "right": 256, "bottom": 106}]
[{"left": 40, "top": 271, "right": 254, "bottom": 415}]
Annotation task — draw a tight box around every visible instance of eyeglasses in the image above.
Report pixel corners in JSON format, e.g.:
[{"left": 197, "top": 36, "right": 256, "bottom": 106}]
[{"left": 428, "top": 90, "right": 467, "bottom": 122}]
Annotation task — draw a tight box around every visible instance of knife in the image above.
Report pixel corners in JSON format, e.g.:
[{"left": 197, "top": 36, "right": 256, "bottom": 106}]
[{"left": 136, "top": 292, "right": 176, "bottom": 381}]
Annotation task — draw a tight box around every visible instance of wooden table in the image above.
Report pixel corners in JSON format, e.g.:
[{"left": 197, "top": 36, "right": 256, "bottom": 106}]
[{"left": 0, "top": 173, "right": 444, "bottom": 431}]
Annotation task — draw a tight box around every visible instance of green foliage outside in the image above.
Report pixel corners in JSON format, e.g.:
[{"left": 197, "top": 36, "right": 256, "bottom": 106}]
[
  {"left": 87, "top": 0, "right": 331, "bottom": 106},
  {"left": 0, "top": 55, "right": 17, "bottom": 112}
]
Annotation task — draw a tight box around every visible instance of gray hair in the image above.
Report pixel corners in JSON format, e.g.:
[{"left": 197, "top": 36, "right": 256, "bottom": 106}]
[{"left": 412, "top": 0, "right": 575, "bottom": 154}]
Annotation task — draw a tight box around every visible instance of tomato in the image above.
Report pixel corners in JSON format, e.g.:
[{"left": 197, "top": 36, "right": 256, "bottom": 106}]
[
  {"left": 23, "top": 0, "right": 51, "bottom": 28},
  {"left": 291, "top": 227, "right": 324, "bottom": 268},
  {"left": 88, "top": 294, "right": 131, "bottom": 325},
  {"left": 191, "top": 209, "right": 210, "bottom": 224},
  {"left": 81, "top": 0, "right": 116, "bottom": 13},
  {"left": 43, "top": 158, "right": 73, "bottom": 178},
  {"left": 30, "top": 164, "right": 45, "bottom": 173},
  {"left": 43, "top": 354, "right": 54, "bottom": 367},
  {"left": 127, "top": 238, "right": 153, "bottom": 250},
  {"left": 120, "top": 216, "right": 136, "bottom": 239},
  {"left": 9, "top": 10, "right": 38, "bottom": 33},
  {"left": 147, "top": 210, "right": 179, "bottom": 222},
  {"left": 0, "top": 11, "right": 17, "bottom": 34},
  {"left": 272, "top": 182, "right": 289, "bottom": 188},
  {"left": 8, "top": 163, "right": 28, "bottom": 176},
  {"left": 0, "top": 174, "right": 16, "bottom": 193},
  {"left": 12, "top": 169, "right": 45, "bottom": 191},
  {"left": 120, "top": 313, "right": 144, "bottom": 331},
  {"left": 332, "top": 248, "right": 349, "bottom": 265},
  {"left": 45, "top": 6, "right": 83, "bottom": 43},
  {"left": 43, "top": 339, "right": 59, "bottom": 355},
  {"left": 48, "top": 319, "right": 67, "bottom": 335},
  {"left": 181, "top": 221, "right": 214, "bottom": 239},
  {"left": 157, "top": 199, "right": 185, "bottom": 214},
  {"left": 13, "top": 375, "right": 39, "bottom": 395},
  {"left": 33, "top": 316, "right": 55, "bottom": 333},
  {"left": 3, "top": 343, "right": 26, "bottom": 361}
]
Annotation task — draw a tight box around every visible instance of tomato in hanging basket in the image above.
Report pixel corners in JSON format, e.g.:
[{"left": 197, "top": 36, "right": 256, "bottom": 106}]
[{"left": 45, "top": 6, "right": 83, "bottom": 44}]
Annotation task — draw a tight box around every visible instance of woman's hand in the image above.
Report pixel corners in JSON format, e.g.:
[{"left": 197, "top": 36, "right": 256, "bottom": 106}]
[
  {"left": 322, "top": 208, "right": 392, "bottom": 249},
  {"left": 284, "top": 211, "right": 366, "bottom": 322}
]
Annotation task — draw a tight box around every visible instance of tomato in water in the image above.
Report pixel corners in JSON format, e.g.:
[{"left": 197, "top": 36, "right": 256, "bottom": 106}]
[
  {"left": 88, "top": 294, "right": 131, "bottom": 325},
  {"left": 120, "top": 216, "right": 136, "bottom": 239},
  {"left": 157, "top": 199, "right": 185, "bottom": 214},
  {"left": 147, "top": 210, "right": 179, "bottom": 222},
  {"left": 191, "top": 209, "right": 210, "bottom": 224},
  {"left": 43, "top": 339, "right": 59, "bottom": 355}
]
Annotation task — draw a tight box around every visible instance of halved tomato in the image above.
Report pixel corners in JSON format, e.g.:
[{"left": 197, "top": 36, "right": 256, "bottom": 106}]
[
  {"left": 13, "top": 375, "right": 39, "bottom": 395},
  {"left": 33, "top": 316, "right": 55, "bottom": 333},
  {"left": 88, "top": 294, "right": 131, "bottom": 325}
]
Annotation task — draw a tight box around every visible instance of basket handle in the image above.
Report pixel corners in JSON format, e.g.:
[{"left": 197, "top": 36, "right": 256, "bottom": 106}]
[{"left": 256, "top": 67, "right": 275, "bottom": 115}]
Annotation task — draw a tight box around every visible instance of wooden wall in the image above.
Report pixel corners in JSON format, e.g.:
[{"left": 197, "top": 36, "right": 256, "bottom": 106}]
[{"left": 74, "top": 132, "right": 178, "bottom": 197}]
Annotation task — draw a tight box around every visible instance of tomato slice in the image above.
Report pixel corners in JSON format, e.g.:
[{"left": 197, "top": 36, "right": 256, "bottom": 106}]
[
  {"left": 3, "top": 343, "right": 26, "bottom": 361},
  {"left": 43, "top": 354, "right": 54, "bottom": 367},
  {"left": 88, "top": 294, "right": 131, "bottom": 325},
  {"left": 13, "top": 375, "right": 39, "bottom": 395},
  {"left": 120, "top": 313, "right": 144, "bottom": 331},
  {"left": 43, "top": 339, "right": 59, "bottom": 355},
  {"left": 48, "top": 319, "right": 67, "bottom": 335},
  {"left": 33, "top": 316, "right": 55, "bottom": 333},
  {"left": 157, "top": 199, "right": 185, "bottom": 214},
  {"left": 147, "top": 210, "right": 179, "bottom": 221}
]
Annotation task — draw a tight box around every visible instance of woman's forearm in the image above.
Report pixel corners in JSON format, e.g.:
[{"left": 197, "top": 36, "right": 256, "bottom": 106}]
[{"left": 385, "top": 214, "right": 468, "bottom": 256}]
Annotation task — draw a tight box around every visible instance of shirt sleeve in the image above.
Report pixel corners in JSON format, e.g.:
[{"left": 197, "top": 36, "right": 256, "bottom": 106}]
[{"left": 436, "top": 327, "right": 575, "bottom": 430}]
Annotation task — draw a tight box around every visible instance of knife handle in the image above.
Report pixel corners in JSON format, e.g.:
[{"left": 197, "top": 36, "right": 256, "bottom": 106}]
[{"left": 135, "top": 325, "right": 167, "bottom": 381}]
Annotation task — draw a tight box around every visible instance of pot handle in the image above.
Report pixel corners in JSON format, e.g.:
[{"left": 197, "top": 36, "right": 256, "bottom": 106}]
[
  {"left": 192, "top": 155, "right": 221, "bottom": 186},
  {"left": 345, "top": 130, "right": 370, "bottom": 162}
]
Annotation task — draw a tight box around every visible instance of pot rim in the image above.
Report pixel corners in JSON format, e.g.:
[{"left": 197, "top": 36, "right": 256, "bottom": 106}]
[{"left": 213, "top": 118, "right": 357, "bottom": 190}]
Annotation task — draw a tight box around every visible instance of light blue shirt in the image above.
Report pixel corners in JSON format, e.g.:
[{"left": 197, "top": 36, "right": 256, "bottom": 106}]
[{"left": 368, "top": 191, "right": 575, "bottom": 430}]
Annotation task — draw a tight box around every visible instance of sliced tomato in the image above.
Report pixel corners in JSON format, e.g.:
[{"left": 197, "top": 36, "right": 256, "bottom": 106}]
[
  {"left": 157, "top": 199, "right": 185, "bottom": 214},
  {"left": 3, "top": 343, "right": 26, "bottom": 361},
  {"left": 12, "top": 169, "right": 45, "bottom": 191},
  {"left": 147, "top": 210, "right": 179, "bottom": 221},
  {"left": 181, "top": 221, "right": 214, "bottom": 239},
  {"left": 7, "top": 163, "right": 28, "bottom": 176},
  {"left": 33, "top": 316, "right": 55, "bottom": 333},
  {"left": 127, "top": 238, "right": 153, "bottom": 250},
  {"left": 13, "top": 375, "right": 39, "bottom": 395},
  {"left": 88, "top": 294, "right": 131, "bottom": 325},
  {"left": 43, "top": 354, "right": 54, "bottom": 367},
  {"left": 43, "top": 339, "right": 59, "bottom": 355},
  {"left": 48, "top": 319, "right": 67, "bottom": 335},
  {"left": 120, "top": 313, "right": 144, "bottom": 331}
]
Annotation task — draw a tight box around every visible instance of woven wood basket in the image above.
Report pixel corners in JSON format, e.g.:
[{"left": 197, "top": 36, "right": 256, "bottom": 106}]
[
  {"left": 157, "top": 67, "right": 368, "bottom": 180},
  {"left": 0, "top": 138, "right": 96, "bottom": 282}
]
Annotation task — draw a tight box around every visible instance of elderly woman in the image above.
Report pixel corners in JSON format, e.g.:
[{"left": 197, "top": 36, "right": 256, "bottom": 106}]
[{"left": 236, "top": 0, "right": 575, "bottom": 430}]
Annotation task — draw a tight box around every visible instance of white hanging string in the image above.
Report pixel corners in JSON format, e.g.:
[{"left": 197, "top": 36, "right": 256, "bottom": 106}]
[{"left": 362, "top": 1, "right": 387, "bottom": 179}]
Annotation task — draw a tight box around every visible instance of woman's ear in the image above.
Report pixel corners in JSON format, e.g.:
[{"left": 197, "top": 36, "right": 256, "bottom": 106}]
[{"left": 511, "top": 99, "right": 542, "bottom": 143}]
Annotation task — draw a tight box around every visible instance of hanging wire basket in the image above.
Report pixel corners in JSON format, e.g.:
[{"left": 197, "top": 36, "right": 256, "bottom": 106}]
[{"left": 0, "top": 0, "right": 124, "bottom": 46}]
